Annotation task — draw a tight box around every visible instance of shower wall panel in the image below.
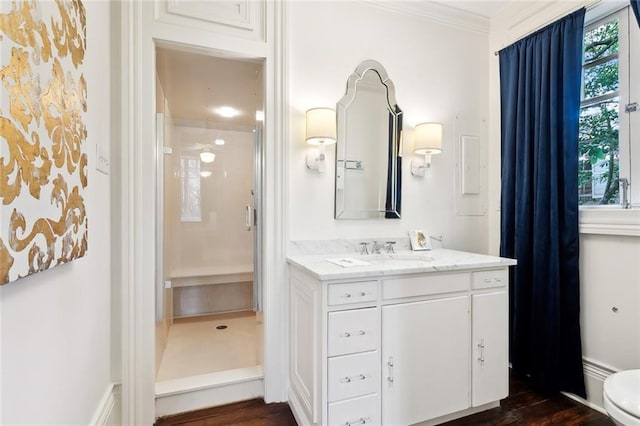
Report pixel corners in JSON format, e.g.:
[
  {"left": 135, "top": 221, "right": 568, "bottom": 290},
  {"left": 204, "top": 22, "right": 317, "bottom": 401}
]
[{"left": 165, "top": 126, "right": 255, "bottom": 315}]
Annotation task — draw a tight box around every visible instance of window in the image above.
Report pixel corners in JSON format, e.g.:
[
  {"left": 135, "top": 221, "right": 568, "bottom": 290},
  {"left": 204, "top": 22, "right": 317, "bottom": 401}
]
[
  {"left": 180, "top": 156, "right": 201, "bottom": 222},
  {"left": 579, "top": 7, "right": 637, "bottom": 207}
]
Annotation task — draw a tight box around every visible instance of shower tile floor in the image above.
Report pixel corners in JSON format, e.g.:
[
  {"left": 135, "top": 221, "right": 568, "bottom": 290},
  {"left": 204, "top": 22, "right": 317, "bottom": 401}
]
[{"left": 157, "top": 311, "right": 260, "bottom": 381}]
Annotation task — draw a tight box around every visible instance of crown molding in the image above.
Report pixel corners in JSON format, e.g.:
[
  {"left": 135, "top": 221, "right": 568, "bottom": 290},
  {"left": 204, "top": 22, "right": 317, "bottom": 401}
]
[{"left": 360, "top": 0, "right": 490, "bottom": 34}]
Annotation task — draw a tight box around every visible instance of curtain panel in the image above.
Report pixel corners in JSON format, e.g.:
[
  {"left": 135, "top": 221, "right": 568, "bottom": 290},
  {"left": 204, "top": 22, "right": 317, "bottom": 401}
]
[
  {"left": 499, "top": 8, "right": 587, "bottom": 397},
  {"left": 631, "top": 0, "right": 640, "bottom": 27}
]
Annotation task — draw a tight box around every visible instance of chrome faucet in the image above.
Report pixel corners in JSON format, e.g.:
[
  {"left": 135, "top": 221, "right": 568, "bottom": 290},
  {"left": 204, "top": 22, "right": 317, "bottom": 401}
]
[
  {"left": 384, "top": 241, "right": 396, "bottom": 253},
  {"left": 371, "top": 241, "right": 384, "bottom": 254},
  {"left": 359, "top": 242, "right": 369, "bottom": 255}
]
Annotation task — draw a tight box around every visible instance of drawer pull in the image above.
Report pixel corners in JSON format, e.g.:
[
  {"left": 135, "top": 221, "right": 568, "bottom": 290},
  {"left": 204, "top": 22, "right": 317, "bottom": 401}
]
[
  {"left": 484, "top": 278, "right": 492, "bottom": 283},
  {"left": 343, "top": 291, "right": 367, "bottom": 299},
  {"left": 341, "top": 330, "right": 366, "bottom": 338},
  {"left": 340, "top": 374, "right": 366, "bottom": 383},
  {"left": 495, "top": 278, "right": 502, "bottom": 282},
  {"left": 344, "top": 417, "right": 371, "bottom": 426}
]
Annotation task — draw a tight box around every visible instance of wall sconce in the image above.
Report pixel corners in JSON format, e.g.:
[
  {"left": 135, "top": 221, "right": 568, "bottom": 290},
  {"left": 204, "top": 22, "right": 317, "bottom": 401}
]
[
  {"left": 411, "top": 122, "right": 443, "bottom": 176},
  {"left": 200, "top": 146, "right": 216, "bottom": 163},
  {"left": 305, "top": 107, "right": 336, "bottom": 172}
]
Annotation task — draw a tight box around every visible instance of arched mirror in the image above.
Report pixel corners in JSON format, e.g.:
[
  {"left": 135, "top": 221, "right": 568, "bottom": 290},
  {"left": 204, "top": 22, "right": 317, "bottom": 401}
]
[{"left": 335, "top": 60, "right": 402, "bottom": 219}]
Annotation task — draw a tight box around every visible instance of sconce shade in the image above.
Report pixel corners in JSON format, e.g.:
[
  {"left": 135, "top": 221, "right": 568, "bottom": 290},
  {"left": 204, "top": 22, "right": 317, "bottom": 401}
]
[
  {"left": 200, "top": 147, "right": 216, "bottom": 163},
  {"left": 413, "top": 122, "right": 443, "bottom": 155},
  {"left": 305, "top": 108, "right": 337, "bottom": 145}
]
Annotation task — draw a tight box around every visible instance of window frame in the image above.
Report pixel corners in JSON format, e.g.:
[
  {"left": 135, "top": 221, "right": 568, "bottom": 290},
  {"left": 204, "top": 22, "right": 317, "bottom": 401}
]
[
  {"left": 579, "top": 4, "right": 640, "bottom": 235},
  {"left": 579, "top": 7, "right": 629, "bottom": 207}
]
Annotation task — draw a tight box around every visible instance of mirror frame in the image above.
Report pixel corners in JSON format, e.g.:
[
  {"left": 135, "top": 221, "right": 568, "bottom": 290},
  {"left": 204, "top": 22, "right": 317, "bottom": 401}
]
[{"left": 335, "top": 59, "right": 403, "bottom": 219}]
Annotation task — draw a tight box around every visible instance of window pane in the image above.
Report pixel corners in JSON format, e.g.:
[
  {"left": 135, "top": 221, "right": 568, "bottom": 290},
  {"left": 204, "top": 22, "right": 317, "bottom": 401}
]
[
  {"left": 583, "top": 58, "right": 618, "bottom": 100},
  {"left": 583, "top": 20, "right": 619, "bottom": 63},
  {"left": 180, "top": 157, "right": 202, "bottom": 221},
  {"left": 578, "top": 101, "right": 620, "bottom": 205}
]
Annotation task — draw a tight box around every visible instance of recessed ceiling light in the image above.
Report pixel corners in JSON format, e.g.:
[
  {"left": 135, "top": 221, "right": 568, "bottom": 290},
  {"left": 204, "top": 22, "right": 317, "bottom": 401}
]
[
  {"left": 215, "top": 106, "right": 239, "bottom": 118},
  {"left": 214, "top": 138, "right": 225, "bottom": 146},
  {"left": 256, "top": 110, "right": 264, "bottom": 122}
]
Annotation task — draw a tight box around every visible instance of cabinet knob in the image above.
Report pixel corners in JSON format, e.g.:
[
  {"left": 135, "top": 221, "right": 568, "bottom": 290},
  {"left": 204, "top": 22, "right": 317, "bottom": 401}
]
[
  {"left": 344, "top": 293, "right": 352, "bottom": 298},
  {"left": 342, "top": 332, "right": 351, "bottom": 338}
]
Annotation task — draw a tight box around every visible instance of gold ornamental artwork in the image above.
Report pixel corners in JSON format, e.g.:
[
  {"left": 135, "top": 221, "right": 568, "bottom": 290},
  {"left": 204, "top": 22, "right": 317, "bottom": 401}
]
[{"left": 0, "top": 0, "right": 88, "bottom": 284}]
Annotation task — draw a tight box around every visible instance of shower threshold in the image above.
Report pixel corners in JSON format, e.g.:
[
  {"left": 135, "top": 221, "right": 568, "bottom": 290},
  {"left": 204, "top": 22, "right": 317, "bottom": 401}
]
[{"left": 155, "top": 365, "right": 264, "bottom": 417}]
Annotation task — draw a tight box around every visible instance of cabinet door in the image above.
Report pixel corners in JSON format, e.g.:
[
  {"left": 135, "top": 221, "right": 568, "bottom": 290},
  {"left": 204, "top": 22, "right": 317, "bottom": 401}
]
[
  {"left": 472, "top": 290, "right": 508, "bottom": 406},
  {"left": 382, "top": 296, "right": 470, "bottom": 425}
]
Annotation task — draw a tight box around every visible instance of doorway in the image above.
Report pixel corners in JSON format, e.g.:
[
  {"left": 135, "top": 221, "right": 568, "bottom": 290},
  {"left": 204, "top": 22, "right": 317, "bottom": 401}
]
[{"left": 154, "top": 47, "right": 265, "bottom": 414}]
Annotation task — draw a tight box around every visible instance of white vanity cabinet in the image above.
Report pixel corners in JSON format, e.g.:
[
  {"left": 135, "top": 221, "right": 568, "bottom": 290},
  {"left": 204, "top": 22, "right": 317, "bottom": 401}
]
[
  {"left": 471, "top": 269, "right": 509, "bottom": 407},
  {"left": 288, "top": 251, "right": 514, "bottom": 426},
  {"left": 381, "top": 295, "right": 470, "bottom": 425}
]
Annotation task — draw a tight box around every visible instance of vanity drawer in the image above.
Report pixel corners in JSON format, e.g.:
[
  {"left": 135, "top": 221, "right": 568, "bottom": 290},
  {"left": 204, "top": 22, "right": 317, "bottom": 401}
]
[
  {"left": 328, "top": 351, "right": 379, "bottom": 402},
  {"left": 328, "top": 281, "right": 378, "bottom": 306},
  {"left": 382, "top": 273, "right": 469, "bottom": 300},
  {"left": 328, "top": 393, "right": 380, "bottom": 426},
  {"left": 328, "top": 308, "right": 379, "bottom": 357},
  {"left": 472, "top": 269, "right": 508, "bottom": 289}
]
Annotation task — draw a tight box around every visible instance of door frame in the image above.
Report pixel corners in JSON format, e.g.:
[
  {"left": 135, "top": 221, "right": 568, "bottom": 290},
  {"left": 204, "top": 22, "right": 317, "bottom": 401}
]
[{"left": 117, "top": 2, "right": 288, "bottom": 424}]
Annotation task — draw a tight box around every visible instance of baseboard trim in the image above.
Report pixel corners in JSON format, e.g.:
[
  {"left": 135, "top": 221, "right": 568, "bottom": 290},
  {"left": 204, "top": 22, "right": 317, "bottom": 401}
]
[
  {"left": 90, "top": 383, "right": 122, "bottom": 426},
  {"left": 288, "top": 389, "right": 311, "bottom": 426},
  {"left": 562, "top": 357, "right": 617, "bottom": 415}
]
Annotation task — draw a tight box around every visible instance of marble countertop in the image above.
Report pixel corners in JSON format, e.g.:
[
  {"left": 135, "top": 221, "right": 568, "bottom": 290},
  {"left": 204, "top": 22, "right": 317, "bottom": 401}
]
[{"left": 287, "top": 248, "right": 517, "bottom": 281}]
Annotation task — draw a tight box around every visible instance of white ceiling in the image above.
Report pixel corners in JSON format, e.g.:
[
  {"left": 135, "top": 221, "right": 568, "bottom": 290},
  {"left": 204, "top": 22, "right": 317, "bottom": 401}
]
[
  {"left": 156, "top": 48, "right": 264, "bottom": 129},
  {"left": 443, "top": 1, "right": 507, "bottom": 17}
]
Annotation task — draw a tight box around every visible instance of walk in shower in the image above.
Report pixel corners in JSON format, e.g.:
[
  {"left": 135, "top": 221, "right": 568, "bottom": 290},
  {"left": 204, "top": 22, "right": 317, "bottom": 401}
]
[{"left": 154, "top": 47, "right": 264, "bottom": 414}]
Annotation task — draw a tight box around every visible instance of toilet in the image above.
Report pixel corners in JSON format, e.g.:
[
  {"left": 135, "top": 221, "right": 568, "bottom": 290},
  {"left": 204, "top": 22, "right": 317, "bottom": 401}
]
[{"left": 603, "top": 369, "right": 640, "bottom": 426}]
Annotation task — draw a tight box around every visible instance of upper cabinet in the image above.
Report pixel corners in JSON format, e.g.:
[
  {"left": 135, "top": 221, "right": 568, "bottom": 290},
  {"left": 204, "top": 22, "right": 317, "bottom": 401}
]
[{"left": 335, "top": 60, "right": 403, "bottom": 220}]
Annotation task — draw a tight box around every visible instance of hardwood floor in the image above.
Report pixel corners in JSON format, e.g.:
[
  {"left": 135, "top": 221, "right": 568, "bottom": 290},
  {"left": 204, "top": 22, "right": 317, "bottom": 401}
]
[
  {"left": 440, "top": 374, "right": 614, "bottom": 426},
  {"left": 155, "top": 374, "right": 613, "bottom": 425},
  {"left": 154, "top": 399, "right": 296, "bottom": 426}
]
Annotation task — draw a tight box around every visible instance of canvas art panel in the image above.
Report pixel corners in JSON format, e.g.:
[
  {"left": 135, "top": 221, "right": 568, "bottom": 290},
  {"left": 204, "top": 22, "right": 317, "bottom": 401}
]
[{"left": 0, "top": 0, "right": 88, "bottom": 284}]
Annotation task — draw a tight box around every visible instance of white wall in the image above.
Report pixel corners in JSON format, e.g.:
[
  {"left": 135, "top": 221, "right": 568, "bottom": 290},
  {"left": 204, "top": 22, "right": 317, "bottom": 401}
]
[
  {"left": 288, "top": 1, "right": 490, "bottom": 253},
  {"left": 488, "top": 0, "right": 640, "bottom": 410},
  {"left": 0, "top": 1, "right": 114, "bottom": 424},
  {"left": 580, "top": 234, "right": 640, "bottom": 371}
]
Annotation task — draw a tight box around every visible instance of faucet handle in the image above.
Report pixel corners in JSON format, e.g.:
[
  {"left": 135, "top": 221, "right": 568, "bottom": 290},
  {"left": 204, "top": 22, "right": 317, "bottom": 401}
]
[
  {"left": 359, "top": 242, "right": 369, "bottom": 255},
  {"left": 385, "top": 241, "right": 396, "bottom": 253}
]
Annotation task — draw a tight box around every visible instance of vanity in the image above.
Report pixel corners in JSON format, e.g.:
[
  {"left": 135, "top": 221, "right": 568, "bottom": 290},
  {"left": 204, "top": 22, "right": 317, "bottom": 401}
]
[{"left": 287, "top": 248, "right": 516, "bottom": 425}]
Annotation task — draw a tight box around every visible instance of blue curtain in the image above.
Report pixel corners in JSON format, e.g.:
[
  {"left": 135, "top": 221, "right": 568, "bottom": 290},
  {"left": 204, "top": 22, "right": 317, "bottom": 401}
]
[
  {"left": 632, "top": 0, "right": 640, "bottom": 27},
  {"left": 499, "top": 8, "right": 587, "bottom": 397}
]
